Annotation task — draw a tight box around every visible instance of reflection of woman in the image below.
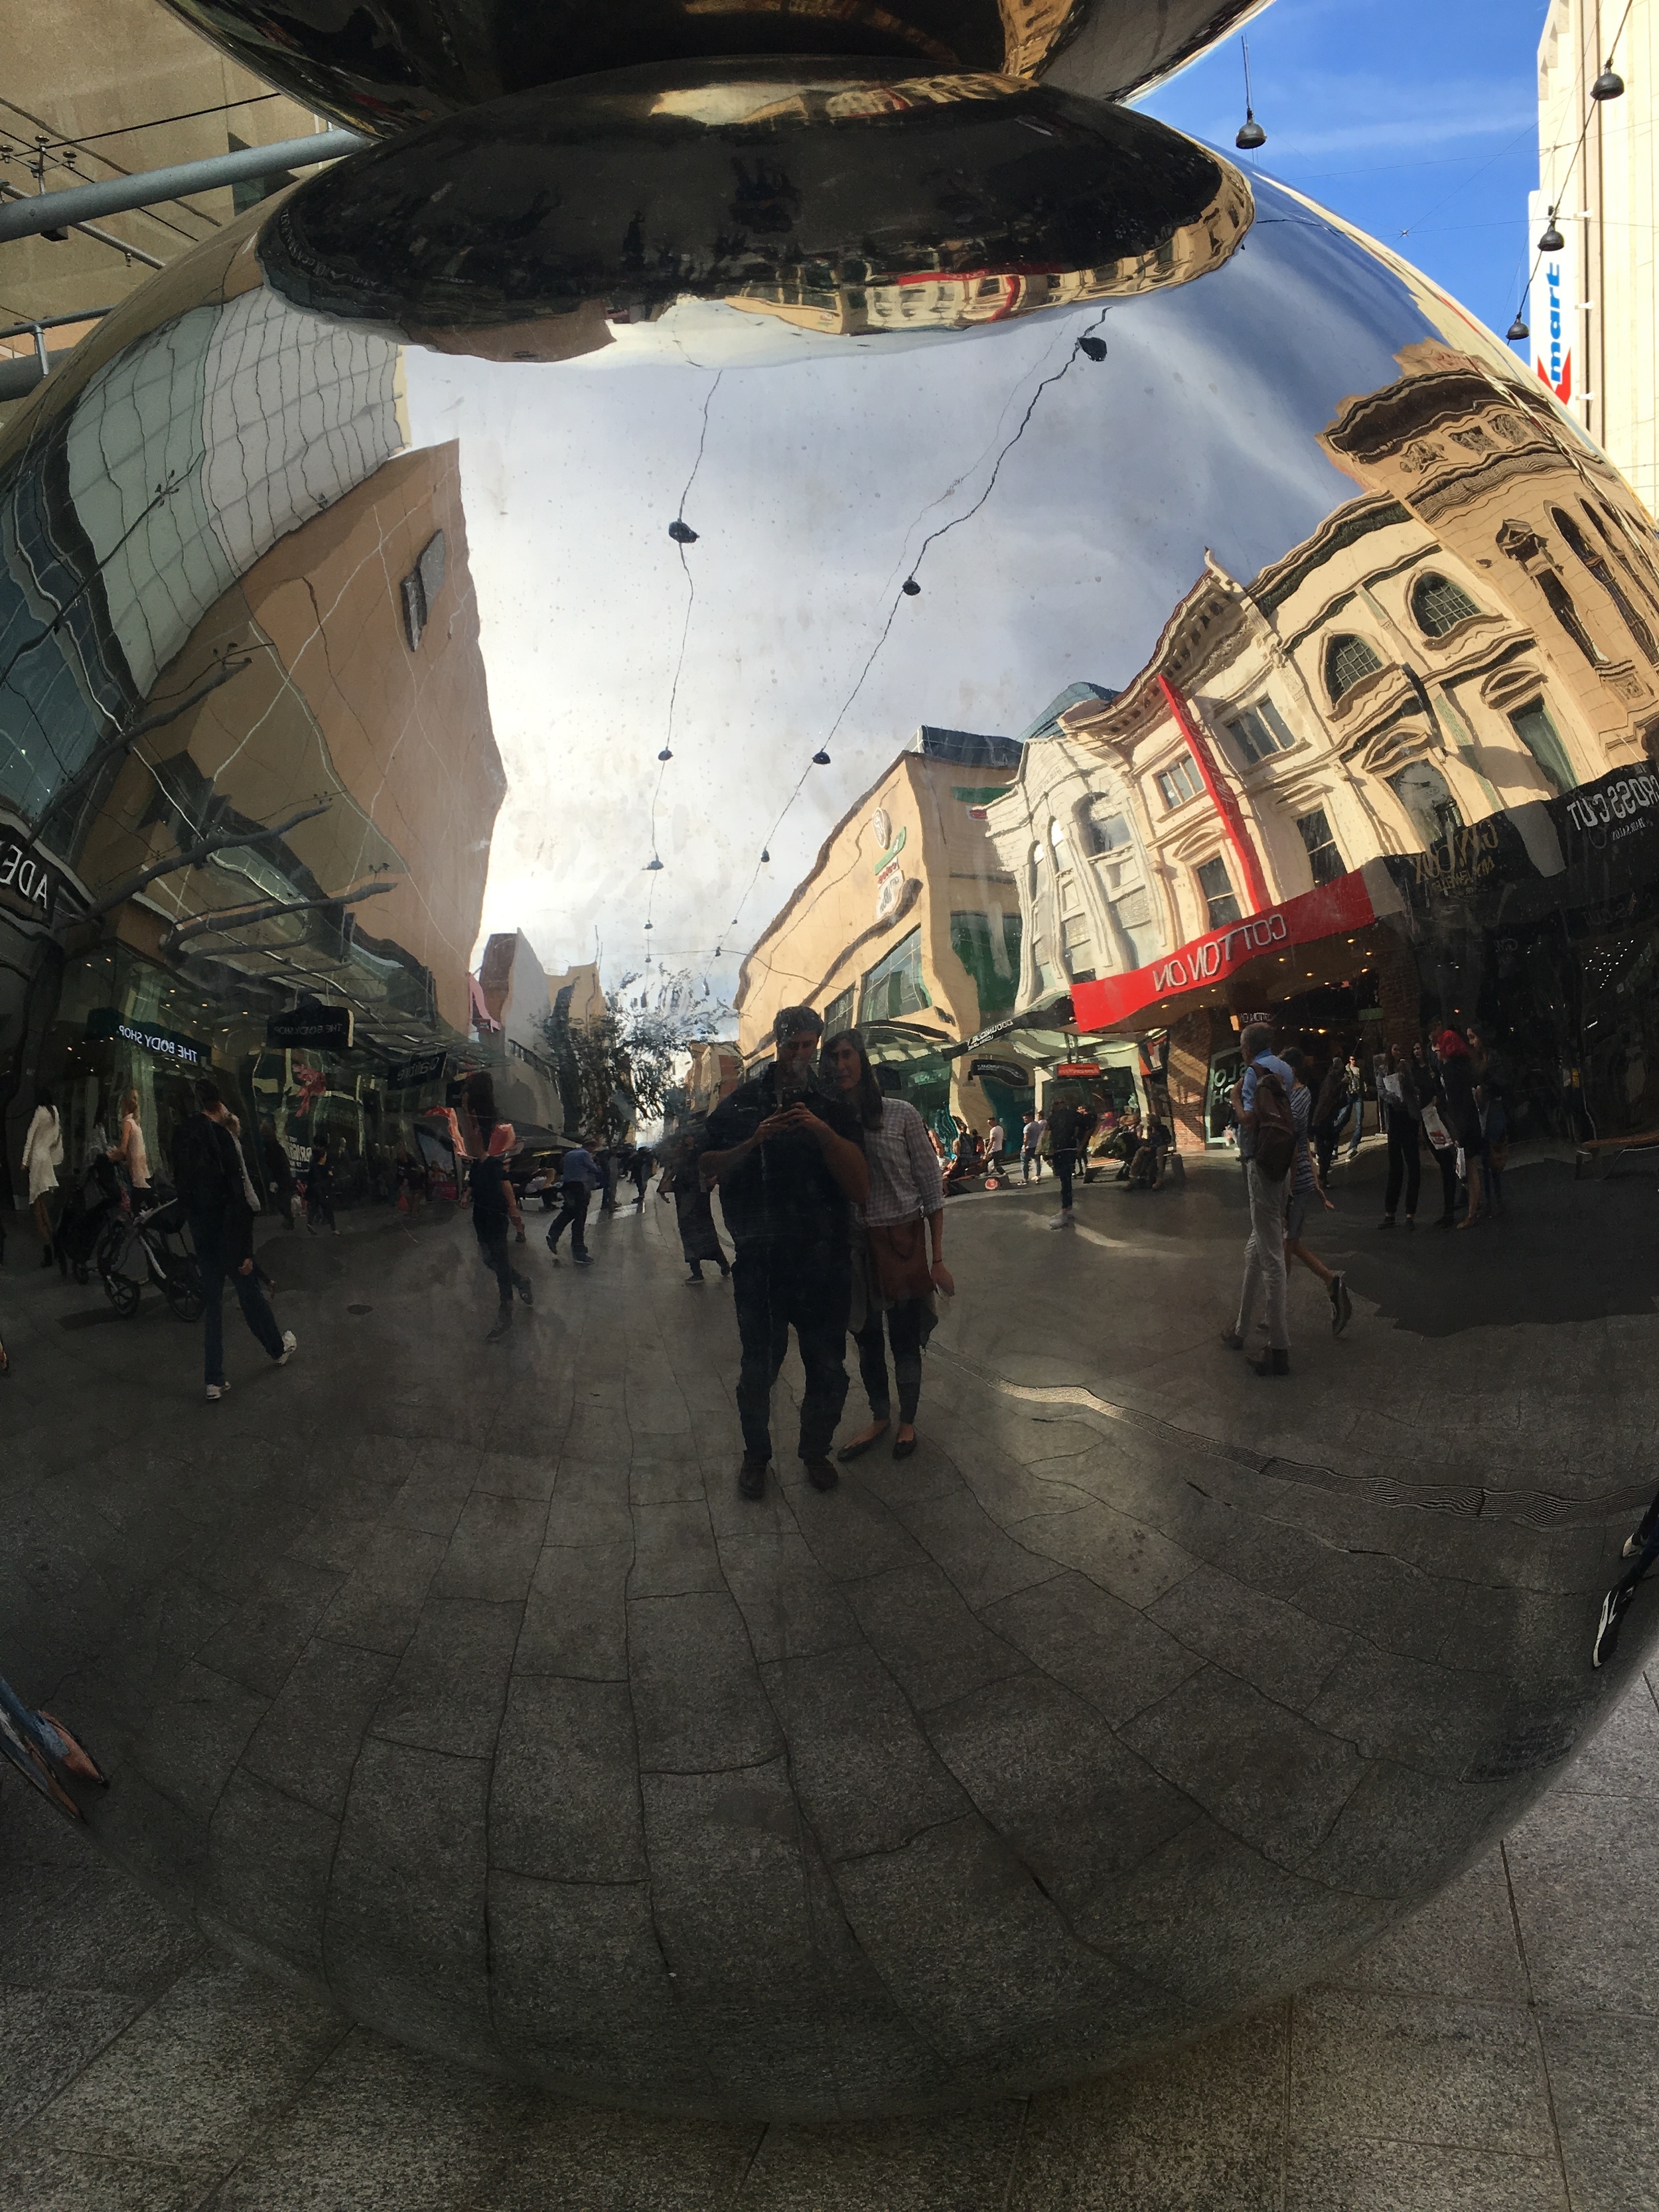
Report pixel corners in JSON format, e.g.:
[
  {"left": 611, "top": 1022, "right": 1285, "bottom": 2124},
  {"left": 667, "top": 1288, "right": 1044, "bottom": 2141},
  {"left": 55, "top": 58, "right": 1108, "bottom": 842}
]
[
  {"left": 111, "top": 1086, "right": 150, "bottom": 1193},
  {"left": 21, "top": 1087, "right": 63, "bottom": 1268},
  {"left": 1376, "top": 1044, "right": 1421, "bottom": 1230},
  {"left": 659, "top": 1139, "right": 731, "bottom": 1283},
  {"left": 307, "top": 1138, "right": 338, "bottom": 1233},
  {"left": 825, "top": 1031, "right": 953, "bottom": 1462},
  {"left": 1436, "top": 1028, "right": 1485, "bottom": 1228}
]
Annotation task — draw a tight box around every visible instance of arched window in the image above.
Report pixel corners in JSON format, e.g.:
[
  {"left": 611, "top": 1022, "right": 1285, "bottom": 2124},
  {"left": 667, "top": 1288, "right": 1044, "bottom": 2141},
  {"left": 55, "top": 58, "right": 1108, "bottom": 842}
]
[
  {"left": 1325, "top": 633, "right": 1384, "bottom": 702},
  {"left": 1410, "top": 573, "right": 1480, "bottom": 638},
  {"left": 1079, "top": 798, "right": 1132, "bottom": 856}
]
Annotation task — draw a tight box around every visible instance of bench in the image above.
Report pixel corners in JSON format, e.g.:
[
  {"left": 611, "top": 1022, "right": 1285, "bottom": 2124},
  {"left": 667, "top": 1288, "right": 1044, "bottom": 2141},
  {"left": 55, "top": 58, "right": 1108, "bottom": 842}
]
[{"left": 1574, "top": 1131, "right": 1659, "bottom": 1180}]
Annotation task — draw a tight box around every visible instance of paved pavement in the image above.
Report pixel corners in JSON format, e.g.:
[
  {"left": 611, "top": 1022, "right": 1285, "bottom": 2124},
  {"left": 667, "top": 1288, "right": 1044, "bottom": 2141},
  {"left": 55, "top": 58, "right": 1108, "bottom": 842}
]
[{"left": 4, "top": 1670, "right": 1658, "bottom": 2209}]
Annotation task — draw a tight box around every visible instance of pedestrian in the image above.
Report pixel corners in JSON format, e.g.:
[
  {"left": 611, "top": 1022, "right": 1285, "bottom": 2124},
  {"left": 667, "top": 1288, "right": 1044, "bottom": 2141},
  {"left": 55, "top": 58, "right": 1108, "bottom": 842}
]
[
  {"left": 658, "top": 1137, "right": 731, "bottom": 1282},
  {"left": 306, "top": 1136, "right": 338, "bottom": 1234},
  {"left": 546, "top": 1137, "right": 603, "bottom": 1266},
  {"left": 824, "top": 1029, "right": 952, "bottom": 1462},
  {"left": 1416, "top": 1040, "right": 1461, "bottom": 1228},
  {"left": 1469, "top": 1023, "right": 1508, "bottom": 1217},
  {"left": 1435, "top": 1028, "right": 1485, "bottom": 1227},
  {"left": 1046, "top": 1090, "right": 1089, "bottom": 1228},
  {"left": 225, "top": 1110, "right": 279, "bottom": 1298},
  {"left": 1021, "top": 1110, "right": 1045, "bottom": 1183},
  {"left": 985, "top": 1116, "right": 1006, "bottom": 1179},
  {"left": 1281, "top": 1047, "right": 1350, "bottom": 1333},
  {"left": 171, "top": 1080, "right": 296, "bottom": 1402},
  {"left": 1311, "top": 1054, "right": 1350, "bottom": 1184},
  {"left": 696, "top": 1004, "right": 868, "bottom": 1501},
  {"left": 1341, "top": 1051, "right": 1366, "bottom": 1163},
  {"left": 630, "top": 1146, "right": 655, "bottom": 1209},
  {"left": 473, "top": 1122, "right": 533, "bottom": 1339},
  {"left": 1221, "top": 1022, "right": 1297, "bottom": 1377},
  {"left": 21, "top": 1085, "right": 62, "bottom": 1268},
  {"left": 1376, "top": 1043, "right": 1423, "bottom": 1231},
  {"left": 109, "top": 1086, "right": 151, "bottom": 1195}
]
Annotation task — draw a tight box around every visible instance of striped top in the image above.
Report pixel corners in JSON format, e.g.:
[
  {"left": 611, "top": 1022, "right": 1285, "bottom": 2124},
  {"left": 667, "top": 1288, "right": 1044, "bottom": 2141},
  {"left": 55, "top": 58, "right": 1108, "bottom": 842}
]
[{"left": 858, "top": 1096, "right": 946, "bottom": 1228}]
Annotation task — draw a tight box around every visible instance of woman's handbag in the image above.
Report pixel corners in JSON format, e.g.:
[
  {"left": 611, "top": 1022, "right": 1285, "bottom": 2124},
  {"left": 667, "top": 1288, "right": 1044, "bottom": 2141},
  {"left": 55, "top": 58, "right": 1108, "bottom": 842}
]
[
  {"left": 866, "top": 1218, "right": 934, "bottom": 1301},
  {"left": 1420, "top": 1102, "right": 1453, "bottom": 1151}
]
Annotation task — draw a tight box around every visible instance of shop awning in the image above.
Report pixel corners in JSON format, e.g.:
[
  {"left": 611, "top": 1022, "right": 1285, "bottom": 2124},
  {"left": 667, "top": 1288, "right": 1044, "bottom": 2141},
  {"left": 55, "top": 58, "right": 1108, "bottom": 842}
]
[{"left": 1070, "top": 864, "right": 1398, "bottom": 1036}]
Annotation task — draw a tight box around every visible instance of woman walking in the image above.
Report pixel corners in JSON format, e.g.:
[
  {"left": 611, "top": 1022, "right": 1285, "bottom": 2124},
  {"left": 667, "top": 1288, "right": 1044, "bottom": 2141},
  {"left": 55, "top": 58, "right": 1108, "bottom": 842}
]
[
  {"left": 1436, "top": 1028, "right": 1485, "bottom": 1227},
  {"left": 658, "top": 1136, "right": 730, "bottom": 1283},
  {"left": 21, "top": 1086, "right": 62, "bottom": 1267},
  {"left": 1376, "top": 1044, "right": 1423, "bottom": 1230},
  {"left": 111, "top": 1086, "right": 151, "bottom": 1194},
  {"left": 824, "top": 1031, "right": 953, "bottom": 1461}
]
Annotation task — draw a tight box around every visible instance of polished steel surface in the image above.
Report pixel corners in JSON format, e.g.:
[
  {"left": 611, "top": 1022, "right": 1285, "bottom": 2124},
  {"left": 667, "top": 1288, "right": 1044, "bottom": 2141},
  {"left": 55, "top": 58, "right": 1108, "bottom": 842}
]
[
  {"left": 153, "top": 0, "right": 1269, "bottom": 135},
  {"left": 258, "top": 65, "right": 1251, "bottom": 353},
  {"left": 3, "top": 126, "right": 1658, "bottom": 2123}
]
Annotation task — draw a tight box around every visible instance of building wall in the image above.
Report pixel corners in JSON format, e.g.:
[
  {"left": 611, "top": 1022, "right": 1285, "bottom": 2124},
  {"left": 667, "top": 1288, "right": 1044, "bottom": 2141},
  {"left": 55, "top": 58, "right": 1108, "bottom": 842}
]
[{"left": 1538, "top": 0, "right": 1659, "bottom": 508}]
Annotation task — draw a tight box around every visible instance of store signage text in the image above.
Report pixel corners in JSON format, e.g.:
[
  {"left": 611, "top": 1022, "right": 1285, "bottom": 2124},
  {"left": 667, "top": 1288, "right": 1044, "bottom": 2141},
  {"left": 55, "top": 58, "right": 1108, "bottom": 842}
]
[
  {"left": 386, "top": 1049, "right": 447, "bottom": 1089},
  {"left": 1563, "top": 769, "right": 1659, "bottom": 841},
  {"left": 267, "top": 1006, "right": 354, "bottom": 1050},
  {"left": 0, "top": 829, "right": 63, "bottom": 926},
  {"left": 1151, "top": 912, "right": 1287, "bottom": 994},
  {"left": 1410, "top": 817, "right": 1500, "bottom": 899},
  {"left": 1054, "top": 1061, "right": 1101, "bottom": 1077},
  {"left": 86, "top": 1007, "right": 208, "bottom": 1067},
  {"left": 968, "top": 1057, "right": 1032, "bottom": 1086}
]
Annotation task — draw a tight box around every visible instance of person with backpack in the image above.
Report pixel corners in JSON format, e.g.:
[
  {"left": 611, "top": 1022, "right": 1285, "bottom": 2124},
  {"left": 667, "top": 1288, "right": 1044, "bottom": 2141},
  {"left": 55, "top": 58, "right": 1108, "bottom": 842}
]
[
  {"left": 1222, "top": 1022, "right": 1296, "bottom": 1377},
  {"left": 171, "top": 1079, "right": 296, "bottom": 1402}
]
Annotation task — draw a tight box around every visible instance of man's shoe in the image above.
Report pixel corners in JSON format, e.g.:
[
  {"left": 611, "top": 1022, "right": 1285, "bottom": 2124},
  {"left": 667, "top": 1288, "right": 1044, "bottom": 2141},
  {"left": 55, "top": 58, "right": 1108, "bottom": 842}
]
[
  {"left": 1248, "top": 1348, "right": 1290, "bottom": 1377},
  {"left": 205, "top": 1380, "right": 230, "bottom": 1402},
  {"left": 573, "top": 1254, "right": 593, "bottom": 1268},
  {"left": 739, "top": 1455, "right": 768, "bottom": 1501},
  {"left": 1329, "top": 1274, "right": 1352, "bottom": 1337},
  {"left": 1378, "top": 1216, "right": 1394, "bottom": 1230},
  {"left": 804, "top": 1456, "right": 839, "bottom": 1492},
  {"left": 276, "top": 1331, "right": 297, "bottom": 1365},
  {"left": 1593, "top": 1583, "right": 1634, "bottom": 1668},
  {"left": 1048, "top": 1210, "right": 1076, "bottom": 1229},
  {"left": 487, "top": 1311, "right": 513, "bottom": 1342},
  {"left": 515, "top": 1278, "right": 534, "bottom": 1305},
  {"left": 1220, "top": 1330, "right": 1245, "bottom": 1351}
]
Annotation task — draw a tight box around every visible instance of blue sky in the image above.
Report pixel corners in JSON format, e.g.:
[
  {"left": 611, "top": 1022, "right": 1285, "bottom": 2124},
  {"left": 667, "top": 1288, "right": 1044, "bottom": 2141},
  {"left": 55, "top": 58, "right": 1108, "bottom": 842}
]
[{"left": 1140, "top": 0, "right": 1542, "bottom": 350}]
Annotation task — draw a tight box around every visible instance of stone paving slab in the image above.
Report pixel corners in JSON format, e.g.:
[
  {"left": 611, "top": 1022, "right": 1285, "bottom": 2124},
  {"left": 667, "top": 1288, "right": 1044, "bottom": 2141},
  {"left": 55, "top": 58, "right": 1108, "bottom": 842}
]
[{"left": 3, "top": 1670, "right": 1658, "bottom": 2209}]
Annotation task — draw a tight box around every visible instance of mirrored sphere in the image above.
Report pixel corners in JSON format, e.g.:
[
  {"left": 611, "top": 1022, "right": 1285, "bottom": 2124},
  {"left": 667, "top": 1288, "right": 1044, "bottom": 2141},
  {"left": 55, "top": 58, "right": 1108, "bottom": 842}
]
[
  {"left": 152, "top": 0, "right": 1266, "bottom": 132},
  {"left": 3, "top": 145, "right": 1656, "bottom": 2121}
]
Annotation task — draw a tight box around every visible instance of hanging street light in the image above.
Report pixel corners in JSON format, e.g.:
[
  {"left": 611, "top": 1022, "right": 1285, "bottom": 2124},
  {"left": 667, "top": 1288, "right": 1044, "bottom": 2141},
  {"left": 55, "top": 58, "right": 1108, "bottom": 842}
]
[
  {"left": 1592, "top": 63, "right": 1625, "bottom": 100},
  {"left": 1236, "top": 35, "right": 1267, "bottom": 149},
  {"left": 1507, "top": 313, "right": 1530, "bottom": 342},
  {"left": 1539, "top": 210, "right": 1565, "bottom": 252}
]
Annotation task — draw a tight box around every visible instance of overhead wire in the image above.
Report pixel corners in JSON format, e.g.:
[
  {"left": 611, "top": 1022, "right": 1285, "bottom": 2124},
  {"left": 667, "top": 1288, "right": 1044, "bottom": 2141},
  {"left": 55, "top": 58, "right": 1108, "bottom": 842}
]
[{"left": 1504, "top": 0, "right": 1636, "bottom": 337}]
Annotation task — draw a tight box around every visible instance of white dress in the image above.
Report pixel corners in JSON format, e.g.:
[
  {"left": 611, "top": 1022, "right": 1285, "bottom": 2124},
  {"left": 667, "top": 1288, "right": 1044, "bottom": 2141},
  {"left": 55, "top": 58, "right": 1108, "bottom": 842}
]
[{"left": 23, "top": 1106, "right": 62, "bottom": 1201}]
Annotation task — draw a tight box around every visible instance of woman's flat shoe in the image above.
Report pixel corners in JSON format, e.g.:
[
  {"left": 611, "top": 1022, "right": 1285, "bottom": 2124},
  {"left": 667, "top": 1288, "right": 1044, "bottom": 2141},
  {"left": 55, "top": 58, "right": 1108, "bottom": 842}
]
[
  {"left": 837, "top": 1426, "right": 889, "bottom": 1462},
  {"left": 893, "top": 1435, "right": 918, "bottom": 1460}
]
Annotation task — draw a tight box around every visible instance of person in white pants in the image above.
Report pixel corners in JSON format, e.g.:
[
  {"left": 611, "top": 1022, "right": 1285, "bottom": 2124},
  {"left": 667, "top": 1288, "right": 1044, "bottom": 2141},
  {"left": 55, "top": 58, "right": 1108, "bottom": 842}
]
[{"left": 1222, "top": 1023, "right": 1295, "bottom": 1378}]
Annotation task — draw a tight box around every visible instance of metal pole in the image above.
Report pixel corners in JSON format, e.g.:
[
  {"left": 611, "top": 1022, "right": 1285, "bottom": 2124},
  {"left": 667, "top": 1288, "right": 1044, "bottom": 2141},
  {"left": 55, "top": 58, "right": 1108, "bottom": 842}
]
[{"left": 0, "top": 129, "right": 366, "bottom": 246}]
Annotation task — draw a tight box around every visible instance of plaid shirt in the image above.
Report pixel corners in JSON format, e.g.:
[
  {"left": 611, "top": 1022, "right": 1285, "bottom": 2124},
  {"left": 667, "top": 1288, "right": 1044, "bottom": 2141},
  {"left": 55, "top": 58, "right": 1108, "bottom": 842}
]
[{"left": 857, "top": 1096, "right": 945, "bottom": 1228}]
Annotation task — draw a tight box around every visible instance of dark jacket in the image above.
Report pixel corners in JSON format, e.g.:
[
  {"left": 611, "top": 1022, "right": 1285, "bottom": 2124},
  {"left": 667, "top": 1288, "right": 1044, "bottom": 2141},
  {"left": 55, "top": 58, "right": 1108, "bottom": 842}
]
[
  {"left": 699, "top": 1064, "right": 862, "bottom": 1247},
  {"left": 171, "top": 1112, "right": 255, "bottom": 1260}
]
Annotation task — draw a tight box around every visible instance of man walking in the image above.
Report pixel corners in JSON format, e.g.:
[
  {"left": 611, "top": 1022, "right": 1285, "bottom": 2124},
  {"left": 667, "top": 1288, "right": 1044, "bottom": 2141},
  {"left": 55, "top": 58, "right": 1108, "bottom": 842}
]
[
  {"left": 1020, "top": 1110, "right": 1045, "bottom": 1183},
  {"left": 985, "top": 1117, "right": 1006, "bottom": 1180},
  {"left": 1222, "top": 1023, "right": 1296, "bottom": 1378},
  {"left": 698, "top": 1005, "right": 869, "bottom": 1500},
  {"left": 547, "top": 1137, "right": 603, "bottom": 1266},
  {"left": 171, "top": 1080, "right": 296, "bottom": 1402},
  {"left": 1046, "top": 1092, "right": 1089, "bottom": 1229}
]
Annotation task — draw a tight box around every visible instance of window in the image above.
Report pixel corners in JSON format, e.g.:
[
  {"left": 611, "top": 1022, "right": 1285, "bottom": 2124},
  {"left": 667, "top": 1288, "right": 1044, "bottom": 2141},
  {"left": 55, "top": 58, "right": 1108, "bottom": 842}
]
[
  {"left": 822, "top": 986, "right": 855, "bottom": 1039},
  {"left": 1325, "top": 633, "right": 1384, "bottom": 702},
  {"left": 1058, "top": 872, "right": 1082, "bottom": 915},
  {"left": 1226, "top": 699, "right": 1295, "bottom": 766},
  {"left": 1155, "top": 753, "right": 1203, "bottom": 810},
  {"left": 1411, "top": 573, "right": 1481, "bottom": 638},
  {"left": 1062, "top": 913, "right": 1092, "bottom": 948},
  {"left": 949, "top": 910, "right": 1022, "bottom": 1017},
  {"left": 1081, "top": 802, "right": 1132, "bottom": 855},
  {"left": 1508, "top": 700, "right": 1576, "bottom": 796},
  {"left": 1295, "top": 808, "right": 1345, "bottom": 887},
  {"left": 1553, "top": 506, "right": 1659, "bottom": 665},
  {"left": 1196, "top": 855, "right": 1240, "bottom": 928},
  {"left": 1110, "top": 887, "right": 1157, "bottom": 969},
  {"left": 1388, "top": 761, "right": 1463, "bottom": 848},
  {"left": 859, "top": 926, "right": 929, "bottom": 1023}
]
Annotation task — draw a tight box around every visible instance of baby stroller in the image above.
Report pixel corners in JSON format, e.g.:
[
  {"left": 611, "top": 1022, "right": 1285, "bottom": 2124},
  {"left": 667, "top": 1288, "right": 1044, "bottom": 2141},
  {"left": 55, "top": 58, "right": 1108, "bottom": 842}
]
[
  {"left": 55, "top": 1155, "right": 124, "bottom": 1285},
  {"left": 95, "top": 1183, "right": 204, "bottom": 1321}
]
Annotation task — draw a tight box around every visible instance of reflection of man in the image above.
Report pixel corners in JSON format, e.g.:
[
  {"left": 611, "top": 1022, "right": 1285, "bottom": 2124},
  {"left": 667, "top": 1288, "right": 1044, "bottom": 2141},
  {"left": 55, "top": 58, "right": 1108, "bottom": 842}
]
[
  {"left": 1045, "top": 1093, "right": 1089, "bottom": 1228},
  {"left": 172, "top": 1080, "right": 297, "bottom": 1402},
  {"left": 1223, "top": 1023, "right": 1295, "bottom": 1378},
  {"left": 547, "top": 1139, "right": 603, "bottom": 1266},
  {"left": 699, "top": 1006, "right": 869, "bottom": 1500}
]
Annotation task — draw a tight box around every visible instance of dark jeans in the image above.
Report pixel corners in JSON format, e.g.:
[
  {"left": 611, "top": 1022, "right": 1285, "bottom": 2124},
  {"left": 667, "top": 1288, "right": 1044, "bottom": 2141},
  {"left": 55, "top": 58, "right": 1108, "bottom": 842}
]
[
  {"left": 1021, "top": 1149, "right": 1040, "bottom": 1181},
  {"left": 547, "top": 1184, "right": 590, "bottom": 1256},
  {"left": 476, "top": 1224, "right": 529, "bottom": 1307},
  {"left": 307, "top": 1187, "right": 334, "bottom": 1230},
  {"left": 1313, "top": 1106, "right": 1348, "bottom": 1183},
  {"left": 193, "top": 1217, "right": 283, "bottom": 1385},
  {"left": 731, "top": 1241, "right": 850, "bottom": 1465},
  {"left": 855, "top": 1298, "right": 925, "bottom": 1425},
  {"left": 1383, "top": 1115, "right": 1421, "bottom": 1218},
  {"left": 1432, "top": 1140, "right": 1460, "bottom": 1220},
  {"left": 1052, "top": 1147, "right": 1077, "bottom": 1209}
]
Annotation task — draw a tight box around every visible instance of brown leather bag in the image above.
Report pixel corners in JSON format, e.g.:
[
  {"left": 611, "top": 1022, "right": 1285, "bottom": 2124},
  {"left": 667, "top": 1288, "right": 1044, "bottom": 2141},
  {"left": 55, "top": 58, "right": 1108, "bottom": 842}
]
[{"left": 866, "top": 1219, "right": 934, "bottom": 1301}]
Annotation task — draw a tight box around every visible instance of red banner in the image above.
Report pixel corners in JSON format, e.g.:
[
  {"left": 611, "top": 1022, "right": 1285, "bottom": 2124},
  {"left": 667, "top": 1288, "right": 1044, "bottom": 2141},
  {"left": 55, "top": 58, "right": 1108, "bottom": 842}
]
[{"left": 1070, "top": 869, "right": 1378, "bottom": 1033}]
